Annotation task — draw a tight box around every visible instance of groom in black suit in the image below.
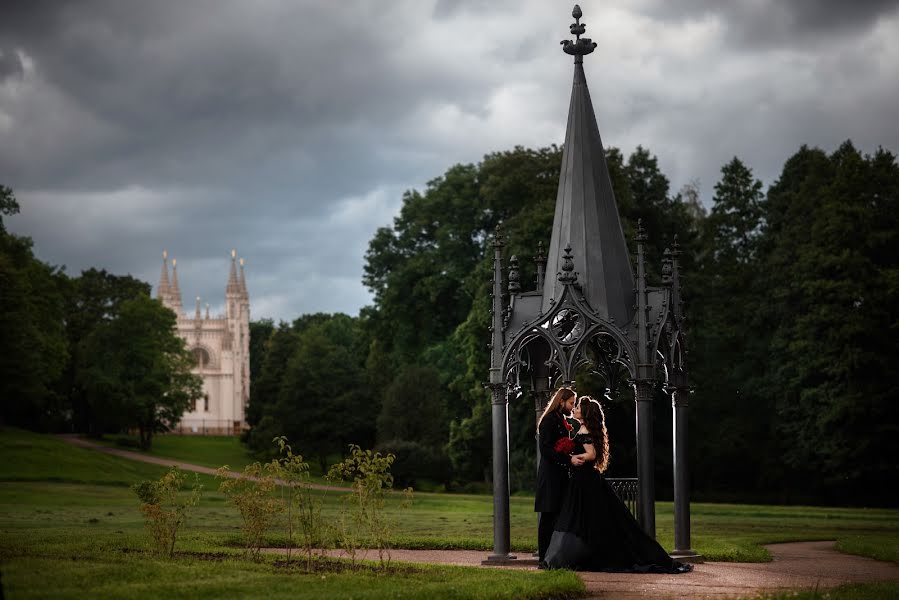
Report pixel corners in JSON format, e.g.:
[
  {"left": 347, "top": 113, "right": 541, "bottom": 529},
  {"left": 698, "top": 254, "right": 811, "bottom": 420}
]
[{"left": 535, "top": 387, "right": 579, "bottom": 566}]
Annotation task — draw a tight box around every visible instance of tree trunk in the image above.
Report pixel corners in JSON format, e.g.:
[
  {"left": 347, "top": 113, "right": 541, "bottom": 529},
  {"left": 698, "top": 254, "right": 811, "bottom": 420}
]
[{"left": 139, "top": 426, "right": 152, "bottom": 450}]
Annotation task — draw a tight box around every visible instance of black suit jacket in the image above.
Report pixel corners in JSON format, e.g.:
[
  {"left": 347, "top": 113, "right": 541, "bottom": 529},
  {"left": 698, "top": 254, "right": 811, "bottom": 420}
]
[{"left": 535, "top": 410, "right": 571, "bottom": 513}]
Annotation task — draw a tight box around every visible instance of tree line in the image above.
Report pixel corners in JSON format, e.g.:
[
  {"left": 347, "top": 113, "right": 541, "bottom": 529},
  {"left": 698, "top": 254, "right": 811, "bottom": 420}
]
[
  {"left": 0, "top": 185, "right": 202, "bottom": 449},
  {"left": 4, "top": 137, "right": 896, "bottom": 504},
  {"left": 249, "top": 141, "right": 898, "bottom": 504}
]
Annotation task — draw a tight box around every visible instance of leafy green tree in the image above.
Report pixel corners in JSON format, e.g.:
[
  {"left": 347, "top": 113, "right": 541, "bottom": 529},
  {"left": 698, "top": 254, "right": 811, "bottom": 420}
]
[
  {"left": 248, "top": 318, "right": 274, "bottom": 383},
  {"left": 377, "top": 365, "right": 447, "bottom": 445},
  {"left": 0, "top": 186, "right": 69, "bottom": 429},
  {"left": 690, "top": 157, "right": 770, "bottom": 493},
  {"left": 63, "top": 268, "right": 151, "bottom": 434},
  {"left": 252, "top": 314, "right": 375, "bottom": 470},
  {"left": 245, "top": 321, "right": 299, "bottom": 453},
  {"left": 760, "top": 142, "right": 899, "bottom": 502},
  {"left": 78, "top": 295, "right": 202, "bottom": 449}
]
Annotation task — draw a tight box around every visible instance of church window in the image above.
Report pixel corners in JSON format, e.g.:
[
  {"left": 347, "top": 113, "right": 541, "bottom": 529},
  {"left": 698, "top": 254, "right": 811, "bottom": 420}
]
[
  {"left": 204, "top": 395, "right": 209, "bottom": 412},
  {"left": 192, "top": 347, "right": 210, "bottom": 368}
]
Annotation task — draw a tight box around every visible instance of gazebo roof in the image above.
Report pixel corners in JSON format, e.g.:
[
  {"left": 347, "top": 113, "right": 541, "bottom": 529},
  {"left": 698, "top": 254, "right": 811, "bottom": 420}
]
[{"left": 541, "top": 25, "right": 634, "bottom": 326}]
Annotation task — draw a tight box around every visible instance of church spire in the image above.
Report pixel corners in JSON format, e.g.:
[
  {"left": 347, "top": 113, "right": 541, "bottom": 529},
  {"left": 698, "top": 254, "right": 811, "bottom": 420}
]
[
  {"left": 226, "top": 249, "right": 240, "bottom": 296},
  {"left": 170, "top": 257, "right": 183, "bottom": 313},
  {"left": 157, "top": 250, "right": 170, "bottom": 300},
  {"left": 239, "top": 257, "right": 248, "bottom": 299},
  {"left": 542, "top": 4, "right": 634, "bottom": 325}
]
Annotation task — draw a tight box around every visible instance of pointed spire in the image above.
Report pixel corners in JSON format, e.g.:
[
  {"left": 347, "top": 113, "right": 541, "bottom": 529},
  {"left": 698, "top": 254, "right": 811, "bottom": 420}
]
[
  {"left": 239, "top": 257, "right": 248, "bottom": 298},
  {"left": 542, "top": 5, "right": 634, "bottom": 325},
  {"left": 170, "top": 257, "right": 183, "bottom": 312},
  {"left": 157, "top": 250, "right": 170, "bottom": 300},
  {"left": 226, "top": 248, "right": 240, "bottom": 296},
  {"left": 205, "top": 302, "right": 210, "bottom": 320},
  {"left": 195, "top": 296, "right": 202, "bottom": 319}
]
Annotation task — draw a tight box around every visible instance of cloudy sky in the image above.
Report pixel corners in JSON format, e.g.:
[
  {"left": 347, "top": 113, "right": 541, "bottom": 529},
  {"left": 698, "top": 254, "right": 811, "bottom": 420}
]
[{"left": 2, "top": 0, "right": 898, "bottom": 322}]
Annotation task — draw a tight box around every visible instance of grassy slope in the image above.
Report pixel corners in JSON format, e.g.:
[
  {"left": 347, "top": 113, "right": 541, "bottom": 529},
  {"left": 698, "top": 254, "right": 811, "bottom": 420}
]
[{"left": 0, "top": 428, "right": 584, "bottom": 599}]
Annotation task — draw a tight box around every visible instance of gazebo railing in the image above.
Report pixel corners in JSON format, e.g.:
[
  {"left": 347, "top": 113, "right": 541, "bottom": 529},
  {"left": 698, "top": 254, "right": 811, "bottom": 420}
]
[{"left": 606, "top": 477, "right": 639, "bottom": 517}]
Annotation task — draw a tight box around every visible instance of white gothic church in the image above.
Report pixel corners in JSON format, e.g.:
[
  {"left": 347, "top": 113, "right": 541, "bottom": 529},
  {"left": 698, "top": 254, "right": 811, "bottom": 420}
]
[{"left": 156, "top": 249, "right": 250, "bottom": 435}]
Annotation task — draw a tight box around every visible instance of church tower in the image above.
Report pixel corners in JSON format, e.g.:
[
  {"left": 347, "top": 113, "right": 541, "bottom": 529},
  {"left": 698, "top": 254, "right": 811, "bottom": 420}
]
[{"left": 156, "top": 249, "right": 251, "bottom": 435}]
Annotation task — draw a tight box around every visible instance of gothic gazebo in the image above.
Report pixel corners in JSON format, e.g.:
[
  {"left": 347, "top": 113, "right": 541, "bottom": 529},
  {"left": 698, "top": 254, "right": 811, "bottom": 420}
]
[{"left": 485, "top": 5, "right": 698, "bottom": 563}]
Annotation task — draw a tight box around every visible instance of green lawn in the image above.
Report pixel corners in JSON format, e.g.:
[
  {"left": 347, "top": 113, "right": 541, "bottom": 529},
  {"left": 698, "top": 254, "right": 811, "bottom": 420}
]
[
  {"left": 750, "top": 582, "right": 899, "bottom": 600},
  {"left": 1, "top": 427, "right": 898, "bottom": 599},
  {"left": 0, "top": 428, "right": 584, "bottom": 599}
]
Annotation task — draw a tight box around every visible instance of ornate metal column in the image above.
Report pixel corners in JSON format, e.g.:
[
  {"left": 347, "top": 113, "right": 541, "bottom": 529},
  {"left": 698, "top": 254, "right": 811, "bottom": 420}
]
[
  {"left": 634, "top": 382, "right": 656, "bottom": 537},
  {"left": 486, "top": 227, "right": 514, "bottom": 562},
  {"left": 633, "top": 221, "right": 656, "bottom": 537},
  {"left": 667, "top": 240, "right": 700, "bottom": 560},
  {"left": 671, "top": 386, "right": 696, "bottom": 557}
]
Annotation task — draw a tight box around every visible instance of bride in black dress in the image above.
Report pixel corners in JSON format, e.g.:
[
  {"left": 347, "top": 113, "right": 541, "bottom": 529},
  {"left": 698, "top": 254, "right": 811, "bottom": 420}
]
[{"left": 544, "top": 396, "right": 693, "bottom": 573}]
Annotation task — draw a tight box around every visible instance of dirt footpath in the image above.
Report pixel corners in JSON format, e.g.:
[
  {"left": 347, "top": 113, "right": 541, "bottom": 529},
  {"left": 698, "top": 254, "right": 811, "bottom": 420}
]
[{"left": 300, "top": 542, "right": 899, "bottom": 599}]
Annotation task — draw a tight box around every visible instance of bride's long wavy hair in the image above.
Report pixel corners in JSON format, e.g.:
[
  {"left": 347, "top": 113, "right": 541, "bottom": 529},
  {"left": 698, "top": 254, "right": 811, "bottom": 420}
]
[
  {"left": 578, "top": 396, "right": 610, "bottom": 473},
  {"left": 537, "top": 387, "right": 576, "bottom": 430}
]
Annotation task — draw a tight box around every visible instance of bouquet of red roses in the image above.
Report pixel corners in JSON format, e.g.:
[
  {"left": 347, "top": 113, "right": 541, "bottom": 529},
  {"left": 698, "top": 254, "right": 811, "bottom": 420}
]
[{"left": 554, "top": 437, "right": 575, "bottom": 455}]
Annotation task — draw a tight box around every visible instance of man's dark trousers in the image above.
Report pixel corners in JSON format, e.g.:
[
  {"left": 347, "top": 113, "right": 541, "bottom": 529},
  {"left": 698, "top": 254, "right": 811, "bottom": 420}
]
[{"left": 535, "top": 411, "right": 570, "bottom": 562}]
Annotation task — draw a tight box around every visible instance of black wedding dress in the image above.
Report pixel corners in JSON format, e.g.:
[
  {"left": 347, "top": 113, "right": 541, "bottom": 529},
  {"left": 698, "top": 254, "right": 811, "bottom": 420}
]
[{"left": 544, "top": 432, "right": 692, "bottom": 573}]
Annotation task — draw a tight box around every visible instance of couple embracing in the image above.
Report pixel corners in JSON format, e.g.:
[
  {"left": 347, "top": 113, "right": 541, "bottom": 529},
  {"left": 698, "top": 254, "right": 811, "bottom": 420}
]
[{"left": 535, "top": 387, "right": 692, "bottom": 573}]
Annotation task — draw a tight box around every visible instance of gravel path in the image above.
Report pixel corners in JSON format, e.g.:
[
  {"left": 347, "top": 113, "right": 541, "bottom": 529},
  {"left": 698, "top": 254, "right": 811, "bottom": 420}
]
[
  {"left": 62, "top": 435, "right": 899, "bottom": 598},
  {"left": 286, "top": 542, "right": 899, "bottom": 599}
]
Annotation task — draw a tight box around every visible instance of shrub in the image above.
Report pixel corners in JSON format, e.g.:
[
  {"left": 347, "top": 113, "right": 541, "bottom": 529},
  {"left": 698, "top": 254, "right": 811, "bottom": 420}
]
[
  {"left": 326, "top": 445, "right": 412, "bottom": 569},
  {"left": 131, "top": 466, "right": 202, "bottom": 558},
  {"left": 269, "top": 436, "right": 324, "bottom": 570},
  {"left": 217, "top": 461, "right": 282, "bottom": 561}
]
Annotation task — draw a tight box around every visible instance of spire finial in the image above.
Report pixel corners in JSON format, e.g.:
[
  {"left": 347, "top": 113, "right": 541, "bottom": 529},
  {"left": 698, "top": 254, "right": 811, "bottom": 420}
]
[
  {"left": 561, "top": 4, "right": 597, "bottom": 62},
  {"left": 163, "top": 249, "right": 168, "bottom": 260},
  {"left": 662, "top": 248, "right": 673, "bottom": 287},
  {"left": 558, "top": 243, "right": 579, "bottom": 284},
  {"left": 239, "top": 257, "right": 248, "bottom": 297},
  {"left": 508, "top": 255, "right": 521, "bottom": 294},
  {"left": 170, "top": 257, "right": 182, "bottom": 304},
  {"left": 636, "top": 219, "right": 648, "bottom": 242},
  {"left": 227, "top": 248, "right": 241, "bottom": 295}
]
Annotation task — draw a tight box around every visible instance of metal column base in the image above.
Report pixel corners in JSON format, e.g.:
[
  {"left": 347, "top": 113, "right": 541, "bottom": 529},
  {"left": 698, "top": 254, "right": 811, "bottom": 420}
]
[
  {"left": 481, "top": 554, "right": 522, "bottom": 566},
  {"left": 670, "top": 550, "right": 704, "bottom": 563}
]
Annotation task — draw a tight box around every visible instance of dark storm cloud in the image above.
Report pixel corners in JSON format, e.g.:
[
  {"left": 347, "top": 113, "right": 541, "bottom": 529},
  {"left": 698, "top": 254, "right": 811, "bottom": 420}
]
[
  {"left": 0, "top": 0, "right": 496, "bottom": 197},
  {"left": 1, "top": 1, "right": 897, "bottom": 321},
  {"left": 641, "top": 0, "right": 899, "bottom": 47},
  {"left": 0, "top": 48, "right": 24, "bottom": 81}
]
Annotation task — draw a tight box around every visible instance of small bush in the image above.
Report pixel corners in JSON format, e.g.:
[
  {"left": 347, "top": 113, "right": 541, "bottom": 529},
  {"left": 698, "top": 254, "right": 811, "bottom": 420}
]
[
  {"left": 131, "top": 466, "right": 202, "bottom": 558},
  {"left": 326, "top": 444, "right": 412, "bottom": 569},
  {"left": 269, "top": 436, "right": 324, "bottom": 570},
  {"left": 217, "top": 461, "right": 282, "bottom": 561}
]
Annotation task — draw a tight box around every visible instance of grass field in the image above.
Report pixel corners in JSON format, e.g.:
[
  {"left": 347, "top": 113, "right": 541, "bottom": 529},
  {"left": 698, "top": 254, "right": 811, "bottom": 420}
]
[{"left": 1, "top": 427, "right": 897, "bottom": 598}]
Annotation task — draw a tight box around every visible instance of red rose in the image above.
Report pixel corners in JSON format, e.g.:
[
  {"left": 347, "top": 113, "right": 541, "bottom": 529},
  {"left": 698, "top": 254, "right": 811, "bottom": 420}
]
[{"left": 554, "top": 437, "right": 575, "bottom": 454}]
